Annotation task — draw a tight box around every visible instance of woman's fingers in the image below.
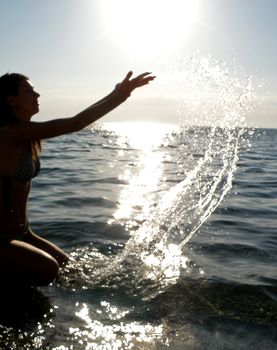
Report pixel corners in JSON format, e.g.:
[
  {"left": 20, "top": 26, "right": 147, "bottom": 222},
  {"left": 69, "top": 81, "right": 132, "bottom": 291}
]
[
  {"left": 131, "top": 73, "right": 154, "bottom": 86},
  {"left": 131, "top": 73, "right": 156, "bottom": 88},
  {"left": 131, "top": 72, "right": 152, "bottom": 81},
  {"left": 118, "top": 71, "right": 155, "bottom": 95},
  {"left": 123, "top": 71, "right": 154, "bottom": 84},
  {"left": 123, "top": 71, "right": 133, "bottom": 83}
]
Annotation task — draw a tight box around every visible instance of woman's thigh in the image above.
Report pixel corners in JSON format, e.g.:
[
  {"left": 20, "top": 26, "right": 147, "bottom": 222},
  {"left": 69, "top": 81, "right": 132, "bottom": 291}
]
[
  {"left": 0, "top": 239, "right": 59, "bottom": 286},
  {"left": 23, "top": 230, "right": 68, "bottom": 266}
]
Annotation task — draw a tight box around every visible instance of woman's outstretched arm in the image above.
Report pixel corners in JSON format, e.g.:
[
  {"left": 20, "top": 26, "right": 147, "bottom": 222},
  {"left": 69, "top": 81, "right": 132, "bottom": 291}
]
[{"left": 8, "top": 71, "right": 155, "bottom": 142}]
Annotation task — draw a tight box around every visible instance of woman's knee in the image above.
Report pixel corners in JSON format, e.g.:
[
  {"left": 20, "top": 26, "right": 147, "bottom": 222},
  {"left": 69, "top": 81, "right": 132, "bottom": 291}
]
[
  {"left": 23, "top": 230, "right": 69, "bottom": 267},
  {"left": 0, "top": 239, "right": 60, "bottom": 286},
  {"left": 35, "top": 254, "right": 60, "bottom": 286}
]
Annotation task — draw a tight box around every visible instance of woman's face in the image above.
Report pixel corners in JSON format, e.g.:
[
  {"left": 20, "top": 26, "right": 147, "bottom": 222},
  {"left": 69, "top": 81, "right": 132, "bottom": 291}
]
[{"left": 7, "top": 79, "right": 40, "bottom": 121}]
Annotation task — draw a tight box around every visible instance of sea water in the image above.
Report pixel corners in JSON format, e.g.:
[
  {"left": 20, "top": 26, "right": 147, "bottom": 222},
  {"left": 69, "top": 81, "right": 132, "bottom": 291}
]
[{"left": 0, "top": 57, "right": 276, "bottom": 349}]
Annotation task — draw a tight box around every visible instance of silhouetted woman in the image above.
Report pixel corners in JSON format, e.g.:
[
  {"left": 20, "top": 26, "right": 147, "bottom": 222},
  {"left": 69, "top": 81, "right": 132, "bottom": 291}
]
[{"left": 0, "top": 71, "right": 155, "bottom": 286}]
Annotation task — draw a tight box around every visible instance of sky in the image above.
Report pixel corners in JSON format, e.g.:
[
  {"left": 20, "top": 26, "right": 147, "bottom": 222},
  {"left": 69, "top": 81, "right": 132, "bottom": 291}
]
[{"left": 0, "top": 0, "right": 276, "bottom": 127}]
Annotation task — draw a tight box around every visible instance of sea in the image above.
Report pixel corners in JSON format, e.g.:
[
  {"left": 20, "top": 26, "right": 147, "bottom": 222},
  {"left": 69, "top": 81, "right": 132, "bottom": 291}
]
[
  {"left": 0, "top": 57, "right": 277, "bottom": 349},
  {"left": 0, "top": 121, "right": 276, "bottom": 350}
]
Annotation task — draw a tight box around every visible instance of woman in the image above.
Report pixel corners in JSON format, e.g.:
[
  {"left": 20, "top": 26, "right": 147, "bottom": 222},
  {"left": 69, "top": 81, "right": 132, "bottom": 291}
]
[{"left": 0, "top": 71, "right": 155, "bottom": 286}]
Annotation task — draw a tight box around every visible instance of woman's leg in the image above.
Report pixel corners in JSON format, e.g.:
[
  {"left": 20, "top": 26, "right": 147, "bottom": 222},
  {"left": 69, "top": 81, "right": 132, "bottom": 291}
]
[
  {"left": 0, "top": 239, "right": 59, "bottom": 286},
  {"left": 23, "top": 229, "right": 69, "bottom": 266}
]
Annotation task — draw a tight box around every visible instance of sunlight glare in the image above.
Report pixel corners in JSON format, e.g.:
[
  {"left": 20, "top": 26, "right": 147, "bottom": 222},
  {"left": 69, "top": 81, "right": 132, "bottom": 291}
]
[
  {"left": 100, "top": 0, "right": 200, "bottom": 57},
  {"left": 105, "top": 122, "right": 177, "bottom": 227},
  {"left": 105, "top": 122, "right": 177, "bottom": 149},
  {"left": 69, "top": 302, "right": 164, "bottom": 349}
]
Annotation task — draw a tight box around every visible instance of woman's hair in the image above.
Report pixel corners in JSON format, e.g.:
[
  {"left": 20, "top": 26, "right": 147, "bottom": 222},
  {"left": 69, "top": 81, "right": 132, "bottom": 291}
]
[
  {"left": 0, "top": 72, "right": 41, "bottom": 156},
  {"left": 0, "top": 73, "right": 29, "bottom": 127}
]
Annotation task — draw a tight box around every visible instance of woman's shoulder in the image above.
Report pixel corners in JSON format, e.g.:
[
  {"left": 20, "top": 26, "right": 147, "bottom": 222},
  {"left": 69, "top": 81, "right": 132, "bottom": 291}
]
[{"left": 0, "top": 123, "right": 33, "bottom": 146}]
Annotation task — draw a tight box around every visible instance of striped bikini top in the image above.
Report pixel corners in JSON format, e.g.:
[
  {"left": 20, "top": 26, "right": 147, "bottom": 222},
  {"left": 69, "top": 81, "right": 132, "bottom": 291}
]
[{"left": 13, "top": 145, "right": 40, "bottom": 182}]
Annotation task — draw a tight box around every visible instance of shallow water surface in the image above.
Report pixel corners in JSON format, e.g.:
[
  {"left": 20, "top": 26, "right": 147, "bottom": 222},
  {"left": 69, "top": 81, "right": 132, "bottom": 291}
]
[{"left": 0, "top": 124, "right": 276, "bottom": 349}]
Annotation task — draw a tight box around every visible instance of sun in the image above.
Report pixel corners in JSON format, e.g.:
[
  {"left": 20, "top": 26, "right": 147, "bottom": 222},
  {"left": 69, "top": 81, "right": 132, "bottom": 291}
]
[{"left": 100, "top": 0, "right": 200, "bottom": 58}]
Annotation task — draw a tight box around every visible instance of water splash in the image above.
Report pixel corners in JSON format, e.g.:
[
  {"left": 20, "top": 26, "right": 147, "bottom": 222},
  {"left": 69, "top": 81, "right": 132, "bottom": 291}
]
[
  {"left": 60, "top": 56, "right": 256, "bottom": 299},
  {"left": 104, "top": 57, "right": 255, "bottom": 295}
]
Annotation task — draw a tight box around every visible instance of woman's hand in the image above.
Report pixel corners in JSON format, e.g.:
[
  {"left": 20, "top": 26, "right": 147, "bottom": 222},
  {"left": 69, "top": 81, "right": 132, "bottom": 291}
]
[{"left": 115, "top": 71, "right": 156, "bottom": 98}]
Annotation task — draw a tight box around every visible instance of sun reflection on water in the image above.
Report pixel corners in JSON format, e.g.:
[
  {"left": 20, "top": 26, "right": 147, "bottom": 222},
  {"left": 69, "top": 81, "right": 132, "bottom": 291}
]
[
  {"left": 104, "top": 122, "right": 178, "bottom": 229},
  {"left": 101, "top": 122, "right": 188, "bottom": 293},
  {"left": 104, "top": 122, "right": 178, "bottom": 149},
  {"left": 61, "top": 302, "right": 165, "bottom": 350}
]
